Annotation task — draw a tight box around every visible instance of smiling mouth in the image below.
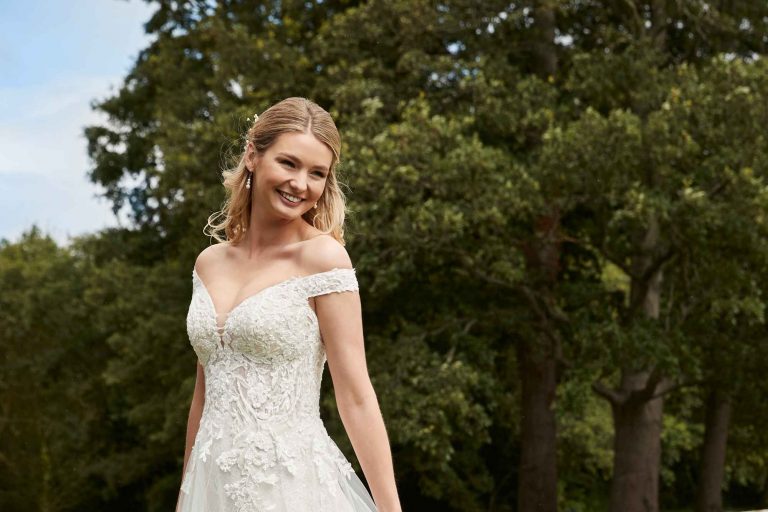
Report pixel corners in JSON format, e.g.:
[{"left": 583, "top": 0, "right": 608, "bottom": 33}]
[{"left": 277, "top": 190, "right": 304, "bottom": 203}]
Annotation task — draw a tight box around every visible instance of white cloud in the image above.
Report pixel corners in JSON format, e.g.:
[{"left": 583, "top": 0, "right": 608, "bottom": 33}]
[{"left": 0, "top": 75, "right": 117, "bottom": 177}]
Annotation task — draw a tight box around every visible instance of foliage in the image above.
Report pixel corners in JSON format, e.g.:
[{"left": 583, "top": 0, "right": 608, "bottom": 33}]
[{"left": 3, "top": 0, "right": 768, "bottom": 510}]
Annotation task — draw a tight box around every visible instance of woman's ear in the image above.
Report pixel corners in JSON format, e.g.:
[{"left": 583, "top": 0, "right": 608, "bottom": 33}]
[{"left": 245, "top": 143, "right": 260, "bottom": 172}]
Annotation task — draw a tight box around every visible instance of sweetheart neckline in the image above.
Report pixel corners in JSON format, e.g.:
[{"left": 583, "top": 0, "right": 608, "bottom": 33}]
[{"left": 192, "top": 267, "right": 352, "bottom": 332}]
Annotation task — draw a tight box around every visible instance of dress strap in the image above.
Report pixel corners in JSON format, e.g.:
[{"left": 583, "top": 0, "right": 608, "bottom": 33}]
[{"left": 304, "top": 268, "right": 359, "bottom": 298}]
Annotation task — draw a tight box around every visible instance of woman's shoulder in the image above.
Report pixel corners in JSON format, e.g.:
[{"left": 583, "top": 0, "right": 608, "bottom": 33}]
[
  {"left": 299, "top": 234, "right": 353, "bottom": 275},
  {"left": 194, "top": 241, "right": 230, "bottom": 273}
]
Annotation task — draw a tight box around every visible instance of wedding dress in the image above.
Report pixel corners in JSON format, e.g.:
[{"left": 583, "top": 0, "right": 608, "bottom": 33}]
[{"left": 178, "top": 266, "right": 377, "bottom": 511}]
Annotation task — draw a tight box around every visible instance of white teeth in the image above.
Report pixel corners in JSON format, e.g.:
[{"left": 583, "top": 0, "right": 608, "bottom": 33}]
[{"left": 278, "top": 190, "right": 302, "bottom": 203}]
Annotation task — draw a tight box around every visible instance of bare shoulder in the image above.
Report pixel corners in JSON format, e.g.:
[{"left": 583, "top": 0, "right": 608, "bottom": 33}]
[
  {"left": 300, "top": 234, "right": 353, "bottom": 275},
  {"left": 194, "top": 241, "right": 229, "bottom": 274}
]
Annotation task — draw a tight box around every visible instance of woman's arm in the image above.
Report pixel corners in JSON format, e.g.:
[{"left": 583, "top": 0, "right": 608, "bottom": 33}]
[
  {"left": 177, "top": 361, "right": 205, "bottom": 508},
  {"left": 316, "top": 286, "right": 402, "bottom": 512}
]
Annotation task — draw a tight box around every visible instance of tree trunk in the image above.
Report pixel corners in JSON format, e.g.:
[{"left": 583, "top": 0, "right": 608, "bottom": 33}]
[
  {"left": 532, "top": 0, "right": 558, "bottom": 78},
  {"left": 517, "top": 4, "right": 560, "bottom": 511},
  {"left": 517, "top": 337, "right": 559, "bottom": 512},
  {"left": 695, "top": 390, "right": 732, "bottom": 512},
  {"left": 602, "top": 2, "right": 674, "bottom": 509},
  {"left": 609, "top": 371, "right": 664, "bottom": 512},
  {"left": 608, "top": 217, "right": 666, "bottom": 512}
]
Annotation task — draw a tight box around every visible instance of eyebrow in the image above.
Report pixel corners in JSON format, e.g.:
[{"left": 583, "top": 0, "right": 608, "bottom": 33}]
[{"left": 277, "top": 152, "right": 330, "bottom": 173}]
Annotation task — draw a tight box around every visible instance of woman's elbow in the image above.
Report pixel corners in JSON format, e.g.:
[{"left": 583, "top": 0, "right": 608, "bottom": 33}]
[{"left": 336, "top": 379, "right": 378, "bottom": 409}]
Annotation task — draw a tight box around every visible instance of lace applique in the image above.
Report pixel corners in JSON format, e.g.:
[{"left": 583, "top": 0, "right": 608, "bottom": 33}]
[
  {"left": 302, "top": 268, "right": 359, "bottom": 298},
  {"left": 181, "top": 267, "right": 371, "bottom": 511}
]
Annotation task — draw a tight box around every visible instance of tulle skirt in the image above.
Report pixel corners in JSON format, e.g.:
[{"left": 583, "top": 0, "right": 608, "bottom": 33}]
[{"left": 177, "top": 421, "right": 377, "bottom": 511}]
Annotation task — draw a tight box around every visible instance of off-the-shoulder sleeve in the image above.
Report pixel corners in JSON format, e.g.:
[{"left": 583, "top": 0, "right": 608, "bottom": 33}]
[{"left": 304, "top": 268, "right": 359, "bottom": 298}]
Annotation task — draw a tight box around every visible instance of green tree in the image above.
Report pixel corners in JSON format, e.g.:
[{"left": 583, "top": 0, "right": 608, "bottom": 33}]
[
  {"left": 0, "top": 228, "right": 111, "bottom": 510},
  {"left": 76, "top": 1, "right": 768, "bottom": 511},
  {"left": 544, "top": 51, "right": 768, "bottom": 512}
]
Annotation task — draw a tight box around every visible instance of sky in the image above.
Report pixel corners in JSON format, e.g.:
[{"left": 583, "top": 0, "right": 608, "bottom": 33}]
[{"left": 0, "top": 0, "right": 156, "bottom": 246}]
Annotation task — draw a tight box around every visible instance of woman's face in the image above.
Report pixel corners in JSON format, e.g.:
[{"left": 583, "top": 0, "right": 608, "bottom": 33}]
[{"left": 247, "top": 131, "right": 333, "bottom": 220}]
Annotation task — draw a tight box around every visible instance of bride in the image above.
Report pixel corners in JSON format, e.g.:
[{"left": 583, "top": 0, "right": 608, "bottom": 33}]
[{"left": 177, "top": 97, "right": 401, "bottom": 511}]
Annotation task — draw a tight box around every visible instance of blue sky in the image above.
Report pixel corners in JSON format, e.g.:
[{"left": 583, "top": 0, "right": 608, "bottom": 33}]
[{"left": 0, "top": 0, "right": 155, "bottom": 246}]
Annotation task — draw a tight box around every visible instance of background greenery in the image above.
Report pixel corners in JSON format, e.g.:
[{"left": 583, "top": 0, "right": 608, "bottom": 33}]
[{"left": 2, "top": 1, "right": 768, "bottom": 511}]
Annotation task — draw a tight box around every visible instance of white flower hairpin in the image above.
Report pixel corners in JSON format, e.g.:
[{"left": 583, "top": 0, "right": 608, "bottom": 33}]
[{"left": 244, "top": 113, "right": 259, "bottom": 151}]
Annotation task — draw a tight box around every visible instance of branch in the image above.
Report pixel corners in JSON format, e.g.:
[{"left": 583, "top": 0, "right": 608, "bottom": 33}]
[
  {"left": 650, "top": 379, "right": 706, "bottom": 400},
  {"left": 707, "top": 178, "right": 729, "bottom": 200},
  {"left": 559, "top": 233, "right": 634, "bottom": 280},
  {"left": 614, "top": 0, "right": 644, "bottom": 36},
  {"left": 518, "top": 285, "right": 561, "bottom": 342},
  {"left": 631, "top": 366, "right": 667, "bottom": 403},
  {"left": 592, "top": 381, "right": 626, "bottom": 406},
  {"left": 469, "top": 267, "right": 518, "bottom": 292},
  {"left": 678, "top": 292, "right": 707, "bottom": 324},
  {"left": 649, "top": 0, "right": 669, "bottom": 50},
  {"left": 520, "top": 284, "right": 570, "bottom": 325},
  {"left": 457, "top": 251, "right": 570, "bottom": 348},
  {"left": 641, "top": 247, "right": 677, "bottom": 283}
]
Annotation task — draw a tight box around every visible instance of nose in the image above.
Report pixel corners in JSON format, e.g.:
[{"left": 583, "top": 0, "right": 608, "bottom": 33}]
[{"left": 289, "top": 173, "right": 308, "bottom": 192}]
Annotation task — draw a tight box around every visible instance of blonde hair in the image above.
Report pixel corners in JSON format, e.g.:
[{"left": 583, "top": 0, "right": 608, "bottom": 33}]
[{"left": 204, "top": 97, "right": 348, "bottom": 246}]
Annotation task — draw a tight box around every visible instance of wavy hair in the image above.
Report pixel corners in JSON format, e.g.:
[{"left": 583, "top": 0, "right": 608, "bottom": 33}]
[{"left": 204, "top": 97, "right": 348, "bottom": 246}]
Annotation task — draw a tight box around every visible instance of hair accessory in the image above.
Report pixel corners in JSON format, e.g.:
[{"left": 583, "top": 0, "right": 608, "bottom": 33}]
[{"left": 252, "top": 113, "right": 259, "bottom": 122}]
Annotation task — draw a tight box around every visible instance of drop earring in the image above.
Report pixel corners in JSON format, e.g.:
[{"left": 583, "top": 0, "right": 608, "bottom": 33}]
[{"left": 246, "top": 172, "right": 252, "bottom": 189}]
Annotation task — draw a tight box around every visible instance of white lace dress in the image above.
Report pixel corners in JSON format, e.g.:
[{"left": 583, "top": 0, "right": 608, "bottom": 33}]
[{"left": 179, "top": 267, "right": 377, "bottom": 511}]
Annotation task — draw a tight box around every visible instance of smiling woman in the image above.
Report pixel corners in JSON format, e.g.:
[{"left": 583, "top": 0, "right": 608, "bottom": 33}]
[
  {"left": 204, "top": 98, "right": 346, "bottom": 245},
  {"left": 177, "top": 97, "right": 402, "bottom": 512}
]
